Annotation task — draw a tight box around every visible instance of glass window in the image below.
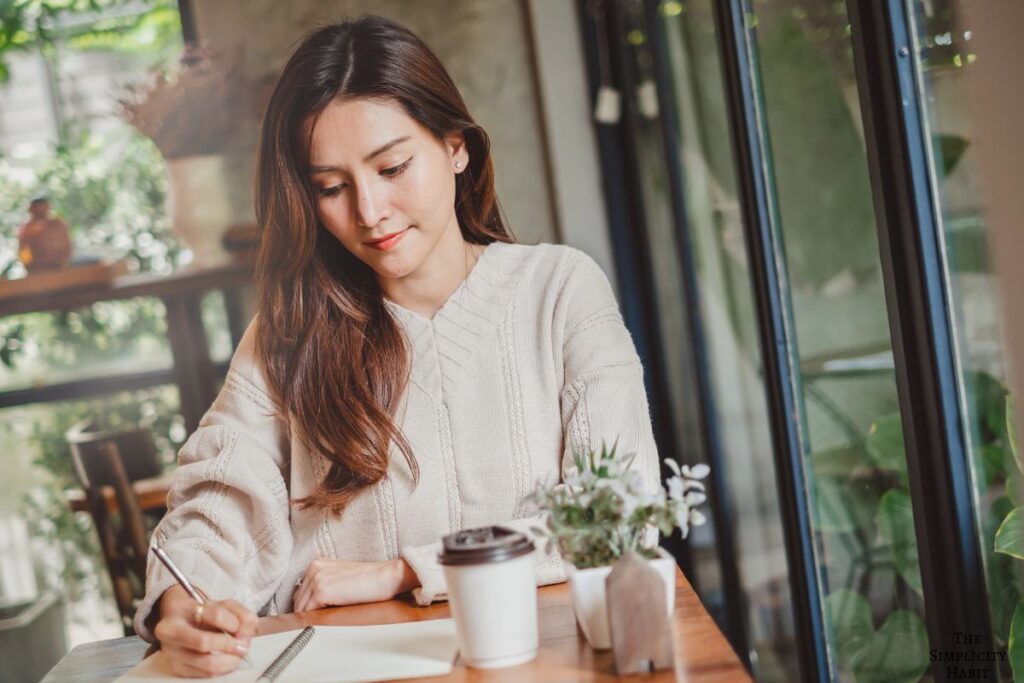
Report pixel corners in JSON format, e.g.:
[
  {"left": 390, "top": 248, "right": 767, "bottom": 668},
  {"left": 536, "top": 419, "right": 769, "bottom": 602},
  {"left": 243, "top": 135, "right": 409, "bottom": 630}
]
[
  {"left": 656, "top": 0, "right": 799, "bottom": 677},
  {"left": 744, "top": 0, "right": 933, "bottom": 680},
  {"left": 909, "top": 1, "right": 1016, "bottom": 679}
]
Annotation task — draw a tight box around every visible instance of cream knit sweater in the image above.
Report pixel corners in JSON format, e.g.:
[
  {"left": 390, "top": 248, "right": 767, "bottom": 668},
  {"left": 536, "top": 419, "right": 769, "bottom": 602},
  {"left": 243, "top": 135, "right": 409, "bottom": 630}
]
[{"left": 135, "top": 242, "right": 660, "bottom": 641}]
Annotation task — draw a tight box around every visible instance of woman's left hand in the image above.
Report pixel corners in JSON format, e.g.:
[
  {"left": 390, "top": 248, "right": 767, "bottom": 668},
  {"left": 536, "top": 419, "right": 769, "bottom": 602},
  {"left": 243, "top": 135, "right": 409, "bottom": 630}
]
[{"left": 292, "top": 558, "right": 419, "bottom": 612}]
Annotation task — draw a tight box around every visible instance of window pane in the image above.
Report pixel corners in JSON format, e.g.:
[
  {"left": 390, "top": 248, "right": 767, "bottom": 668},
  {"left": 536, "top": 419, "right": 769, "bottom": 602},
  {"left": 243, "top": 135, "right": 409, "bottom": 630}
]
[
  {"left": 747, "top": 0, "right": 931, "bottom": 680},
  {"left": 657, "top": 1, "right": 799, "bottom": 677},
  {"left": 909, "top": 1, "right": 1015, "bottom": 679}
]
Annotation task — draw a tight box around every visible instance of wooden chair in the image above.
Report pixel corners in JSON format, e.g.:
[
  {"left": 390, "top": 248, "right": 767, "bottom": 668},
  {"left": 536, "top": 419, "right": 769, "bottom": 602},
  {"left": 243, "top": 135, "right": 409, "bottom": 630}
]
[{"left": 66, "top": 421, "right": 163, "bottom": 636}]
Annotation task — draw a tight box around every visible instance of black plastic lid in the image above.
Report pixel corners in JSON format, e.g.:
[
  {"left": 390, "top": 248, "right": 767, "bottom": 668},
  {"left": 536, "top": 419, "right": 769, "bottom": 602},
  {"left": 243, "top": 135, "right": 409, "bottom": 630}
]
[{"left": 438, "top": 526, "right": 535, "bottom": 566}]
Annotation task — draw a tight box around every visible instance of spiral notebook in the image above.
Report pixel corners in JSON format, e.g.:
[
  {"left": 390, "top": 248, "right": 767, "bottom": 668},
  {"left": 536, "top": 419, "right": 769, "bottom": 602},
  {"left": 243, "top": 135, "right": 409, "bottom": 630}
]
[{"left": 114, "top": 618, "right": 458, "bottom": 683}]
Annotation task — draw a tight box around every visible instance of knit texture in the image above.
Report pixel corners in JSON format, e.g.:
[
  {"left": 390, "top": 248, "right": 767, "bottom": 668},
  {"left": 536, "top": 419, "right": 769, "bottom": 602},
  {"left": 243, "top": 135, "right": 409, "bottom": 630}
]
[{"left": 135, "top": 242, "right": 660, "bottom": 641}]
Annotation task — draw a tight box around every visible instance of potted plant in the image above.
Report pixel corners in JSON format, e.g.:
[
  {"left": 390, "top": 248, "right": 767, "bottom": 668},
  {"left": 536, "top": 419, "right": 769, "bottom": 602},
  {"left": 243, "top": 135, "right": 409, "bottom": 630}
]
[
  {"left": 118, "top": 47, "right": 265, "bottom": 265},
  {"left": 530, "top": 444, "right": 709, "bottom": 649}
]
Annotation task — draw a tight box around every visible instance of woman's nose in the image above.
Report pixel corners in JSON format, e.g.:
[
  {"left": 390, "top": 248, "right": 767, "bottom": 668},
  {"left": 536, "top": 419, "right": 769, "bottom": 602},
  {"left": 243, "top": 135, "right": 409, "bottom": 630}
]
[{"left": 354, "top": 181, "right": 390, "bottom": 228}]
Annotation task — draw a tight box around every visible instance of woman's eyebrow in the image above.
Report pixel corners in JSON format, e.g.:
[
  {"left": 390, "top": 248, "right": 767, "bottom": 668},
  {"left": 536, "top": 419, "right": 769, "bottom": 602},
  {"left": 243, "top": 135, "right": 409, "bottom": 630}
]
[{"left": 308, "top": 135, "right": 411, "bottom": 173}]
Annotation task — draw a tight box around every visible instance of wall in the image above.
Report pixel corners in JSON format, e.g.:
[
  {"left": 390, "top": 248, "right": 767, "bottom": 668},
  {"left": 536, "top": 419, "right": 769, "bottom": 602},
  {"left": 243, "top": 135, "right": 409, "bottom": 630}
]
[{"left": 191, "top": 0, "right": 560, "bottom": 246}]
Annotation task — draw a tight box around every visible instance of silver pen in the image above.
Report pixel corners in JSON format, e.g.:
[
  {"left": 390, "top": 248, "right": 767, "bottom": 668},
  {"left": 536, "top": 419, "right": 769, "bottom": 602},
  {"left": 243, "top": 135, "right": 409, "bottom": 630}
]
[{"left": 151, "top": 544, "right": 253, "bottom": 666}]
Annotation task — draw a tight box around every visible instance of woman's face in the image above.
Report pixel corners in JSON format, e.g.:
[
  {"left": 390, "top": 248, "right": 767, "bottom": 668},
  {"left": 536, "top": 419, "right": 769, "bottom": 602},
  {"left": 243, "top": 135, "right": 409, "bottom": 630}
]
[{"left": 306, "top": 98, "right": 468, "bottom": 281}]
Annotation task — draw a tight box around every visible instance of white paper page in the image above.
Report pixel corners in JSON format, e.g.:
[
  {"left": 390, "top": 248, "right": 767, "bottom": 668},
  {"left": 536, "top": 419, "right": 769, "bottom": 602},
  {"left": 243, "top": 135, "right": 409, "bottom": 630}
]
[{"left": 115, "top": 618, "right": 458, "bottom": 683}]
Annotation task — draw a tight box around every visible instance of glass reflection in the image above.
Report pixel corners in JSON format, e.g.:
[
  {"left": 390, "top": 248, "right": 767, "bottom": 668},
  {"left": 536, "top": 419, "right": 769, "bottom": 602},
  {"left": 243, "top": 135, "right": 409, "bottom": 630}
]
[
  {"left": 746, "top": 0, "right": 932, "bottom": 680},
  {"left": 657, "top": 0, "right": 799, "bottom": 677},
  {"left": 910, "top": 1, "right": 1015, "bottom": 679}
]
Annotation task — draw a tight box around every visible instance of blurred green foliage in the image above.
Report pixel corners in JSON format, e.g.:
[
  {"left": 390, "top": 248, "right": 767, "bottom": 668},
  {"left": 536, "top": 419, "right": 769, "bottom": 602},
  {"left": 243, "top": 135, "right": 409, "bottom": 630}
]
[
  {"left": 816, "top": 371, "right": 1016, "bottom": 681},
  {"left": 0, "top": 129, "right": 190, "bottom": 607},
  {"left": 16, "top": 386, "right": 185, "bottom": 600},
  {"left": 0, "top": 129, "right": 184, "bottom": 372},
  {"left": 0, "top": 0, "right": 182, "bottom": 82},
  {"left": 0, "top": 0, "right": 190, "bottom": 613}
]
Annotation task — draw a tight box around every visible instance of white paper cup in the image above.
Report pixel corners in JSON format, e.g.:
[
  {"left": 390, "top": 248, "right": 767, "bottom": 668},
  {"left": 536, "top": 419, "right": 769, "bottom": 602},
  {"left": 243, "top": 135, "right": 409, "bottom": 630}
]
[{"left": 439, "top": 526, "right": 538, "bottom": 669}]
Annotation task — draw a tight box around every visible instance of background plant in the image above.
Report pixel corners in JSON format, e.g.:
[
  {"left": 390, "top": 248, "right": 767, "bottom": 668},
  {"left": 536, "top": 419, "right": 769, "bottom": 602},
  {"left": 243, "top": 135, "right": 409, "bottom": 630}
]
[
  {"left": 7, "top": 386, "right": 185, "bottom": 601},
  {"left": 989, "top": 394, "right": 1024, "bottom": 680},
  {"left": 118, "top": 44, "right": 267, "bottom": 159},
  {"left": 812, "top": 371, "right": 1014, "bottom": 682},
  {"left": 529, "top": 443, "right": 709, "bottom": 569},
  {"left": 0, "top": 0, "right": 182, "bottom": 83},
  {"left": 0, "top": 129, "right": 185, "bottom": 376}
]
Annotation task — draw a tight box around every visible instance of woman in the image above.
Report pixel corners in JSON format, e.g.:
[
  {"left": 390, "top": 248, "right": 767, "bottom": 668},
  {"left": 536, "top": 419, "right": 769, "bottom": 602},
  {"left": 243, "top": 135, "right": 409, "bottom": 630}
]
[{"left": 140, "top": 15, "right": 659, "bottom": 677}]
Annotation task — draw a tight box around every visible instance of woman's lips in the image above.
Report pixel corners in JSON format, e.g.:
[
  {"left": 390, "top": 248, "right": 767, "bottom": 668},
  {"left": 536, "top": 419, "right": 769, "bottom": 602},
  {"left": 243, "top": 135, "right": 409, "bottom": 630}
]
[{"left": 365, "top": 228, "right": 409, "bottom": 251}]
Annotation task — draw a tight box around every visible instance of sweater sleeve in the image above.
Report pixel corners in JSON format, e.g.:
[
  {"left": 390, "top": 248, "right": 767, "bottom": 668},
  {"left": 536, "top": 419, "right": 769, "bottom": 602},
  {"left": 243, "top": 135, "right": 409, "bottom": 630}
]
[
  {"left": 399, "top": 249, "right": 660, "bottom": 605},
  {"left": 557, "top": 250, "right": 661, "bottom": 499},
  {"left": 133, "top": 327, "right": 293, "bottom": 642}
]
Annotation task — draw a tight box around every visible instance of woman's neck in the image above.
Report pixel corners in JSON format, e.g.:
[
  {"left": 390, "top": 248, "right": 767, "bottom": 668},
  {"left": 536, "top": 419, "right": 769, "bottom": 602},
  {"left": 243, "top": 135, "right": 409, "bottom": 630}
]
[{"left": 379, "top": 226, "right": 485, "bottom": 319}]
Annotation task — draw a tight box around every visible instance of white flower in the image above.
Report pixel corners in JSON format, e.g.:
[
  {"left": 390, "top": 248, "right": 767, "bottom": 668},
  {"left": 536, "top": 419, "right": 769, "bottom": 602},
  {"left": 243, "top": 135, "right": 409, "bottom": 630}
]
[
  {"left": 681, "top": 463, "right": 710, "bottom": 479},
  {"left": 674, "top": 507, "right": 690, "bottom": 538},
  {"left": 619, "top": 493, "right": 639, "bottom": 518},
  {"left": 684, "top": 492, "right": 707, "bottom": 506},
  {"left": 607, "top": 478, "right": 628, "bottom": 498},
  {"left": 624, "top": 471, "right": 645, "bottom": 493},
  {"left": 667, "top": 476, "right": 684, "bottom": 502},
  {"left": 604, "top": 458, "right": 624, "bottom": 477},
  {"left": 531, "top": 443, "right": 711, "bottom": 567}
]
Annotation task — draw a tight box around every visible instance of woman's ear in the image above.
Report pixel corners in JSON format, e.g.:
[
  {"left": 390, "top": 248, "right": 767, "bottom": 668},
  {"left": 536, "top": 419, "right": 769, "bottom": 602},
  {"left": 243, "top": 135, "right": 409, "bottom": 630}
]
[{"left": 445, "top": 132, "right": 469, "bottom": 173}]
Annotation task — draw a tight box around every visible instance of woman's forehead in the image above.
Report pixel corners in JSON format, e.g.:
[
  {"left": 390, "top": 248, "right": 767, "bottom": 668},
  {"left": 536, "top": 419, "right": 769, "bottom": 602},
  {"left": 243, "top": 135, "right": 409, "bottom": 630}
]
[{"left": 306, "top": 99, "right": 425, "bottom": 169}]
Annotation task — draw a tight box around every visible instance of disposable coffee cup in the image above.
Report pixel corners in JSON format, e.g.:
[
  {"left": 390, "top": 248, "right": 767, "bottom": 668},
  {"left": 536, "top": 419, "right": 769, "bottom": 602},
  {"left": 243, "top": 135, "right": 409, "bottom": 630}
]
[{"left": 439, "top": 526, "right": 538, "bottom": 669}]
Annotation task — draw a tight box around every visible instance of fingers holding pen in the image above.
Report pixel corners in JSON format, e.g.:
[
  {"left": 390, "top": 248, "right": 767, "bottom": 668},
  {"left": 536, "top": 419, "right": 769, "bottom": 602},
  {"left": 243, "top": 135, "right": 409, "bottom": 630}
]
[
  {"left": 193, "top": 599, "right": 257, "bottom": 644},
  {"left": 219, "top": 599, "right": 258, "bottom": 641},
  {"left": 154, "top": 587, "right": 258, "bottom": 677},
  {"left": 155, "top": 615, "right": 249, "bottom": 657}
]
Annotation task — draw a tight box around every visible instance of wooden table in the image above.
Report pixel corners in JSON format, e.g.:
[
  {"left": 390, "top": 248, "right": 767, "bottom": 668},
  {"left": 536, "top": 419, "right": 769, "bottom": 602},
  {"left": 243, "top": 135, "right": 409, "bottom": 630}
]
[
  {"left": 0, "top": 258, "right": 253, "bottom": 433},
  {"left": 41, "top": 570, "right": 750, "bottom": 682}
]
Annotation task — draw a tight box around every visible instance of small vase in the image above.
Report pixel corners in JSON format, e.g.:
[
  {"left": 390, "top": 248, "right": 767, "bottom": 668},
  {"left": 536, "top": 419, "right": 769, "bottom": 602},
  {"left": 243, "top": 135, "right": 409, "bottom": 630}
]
[
  {"left": 164, "top": 154, "right": 233, "bottom": 266},
  {"left": 564, "top": 549, "right": 676, "bottom": 650}
]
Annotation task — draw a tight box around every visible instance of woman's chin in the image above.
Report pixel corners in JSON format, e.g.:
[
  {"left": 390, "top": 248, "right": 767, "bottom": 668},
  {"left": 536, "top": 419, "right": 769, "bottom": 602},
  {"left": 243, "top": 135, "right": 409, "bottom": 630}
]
[{"left": 363, "top": 251, "right": 420, "bottom": 281}]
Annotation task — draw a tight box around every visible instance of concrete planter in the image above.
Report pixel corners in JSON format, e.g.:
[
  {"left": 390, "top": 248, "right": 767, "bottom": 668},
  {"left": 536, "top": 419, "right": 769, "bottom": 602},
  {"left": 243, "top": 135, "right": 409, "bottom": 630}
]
[
  {"left": 563, "top": 549, "right": 676, "bottom": 650},
  {"left": 0, "top": 592, "right": 67, "bottom": 683}
]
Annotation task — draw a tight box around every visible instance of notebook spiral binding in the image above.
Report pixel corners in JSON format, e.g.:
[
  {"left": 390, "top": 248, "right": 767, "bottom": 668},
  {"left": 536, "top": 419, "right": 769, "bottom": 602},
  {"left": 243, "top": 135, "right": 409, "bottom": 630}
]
[{"left": 257, "top": 626, "right": 316, "bottom": 682}]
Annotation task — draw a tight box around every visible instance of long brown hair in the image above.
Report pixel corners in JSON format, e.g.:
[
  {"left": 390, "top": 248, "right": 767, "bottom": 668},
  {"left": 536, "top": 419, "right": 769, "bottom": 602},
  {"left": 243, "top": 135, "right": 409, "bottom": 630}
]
[{"left": 254, "top": 16, "right": 513, "bottom": 512}]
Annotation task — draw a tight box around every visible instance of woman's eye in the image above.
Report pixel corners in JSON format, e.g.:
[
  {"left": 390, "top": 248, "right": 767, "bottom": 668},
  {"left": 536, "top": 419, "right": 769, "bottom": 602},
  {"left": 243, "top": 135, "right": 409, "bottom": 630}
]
[
  {"left": 318, "top": 184, "right": 345, "bottom": 197},
  {"left": 381, "top": 158, "right": 412, "bottom": 178}
]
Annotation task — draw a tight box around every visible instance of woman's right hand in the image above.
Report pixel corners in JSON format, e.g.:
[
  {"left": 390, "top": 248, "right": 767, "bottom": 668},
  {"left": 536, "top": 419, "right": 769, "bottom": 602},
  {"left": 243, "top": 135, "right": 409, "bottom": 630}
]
[{"left": 153, "top": 585, "right": 257, "bottom": 678}]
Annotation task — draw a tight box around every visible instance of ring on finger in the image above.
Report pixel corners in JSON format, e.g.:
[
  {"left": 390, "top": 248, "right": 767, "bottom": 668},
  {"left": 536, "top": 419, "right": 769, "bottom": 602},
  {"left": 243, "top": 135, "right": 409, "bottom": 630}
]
[{"left": 193, "top": 603, "right": 204, "bottom": 626}]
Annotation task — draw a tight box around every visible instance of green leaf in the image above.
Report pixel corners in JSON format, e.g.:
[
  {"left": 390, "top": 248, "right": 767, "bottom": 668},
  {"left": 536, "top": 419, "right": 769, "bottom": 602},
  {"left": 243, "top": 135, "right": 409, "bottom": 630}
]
[
  {"left": 935, "top": 134, "right": 968, "bottom": 177},
  {"left": 987, "top": 496, "right": 1016, "bottom": 543},
  {"left": 1009, "top": 395, "right": 1022, "bottom": 477},
  {"left": 987, "top": 545, "right": 1020, "bottom": 643},
  {"left": 979, "top": 444, "right": 1008, "bottom": 489},
  {"left": 866, "top": 414, "right": 907, "bottom": 477},
  {"left": 876, "top": 490, "right": 923, "bottom": 595},
  {"left": 972, "top": 371, "right": 1009, "bottom": 445},
  {"left": 824, "top": 589, "right": 873, "bottom": 670},
  {"left": 995, "top": 507, "right": 1024, "bottom": 560},
  {"left": 814, "top": 477, "right": 877, "bottom": 534},
  {"left": 1010, "top": 600, "right": 1024, "bottom": 682},
  {"left": 850, "top": 610, "right": 930, "bottom": 683},
  {"left": 982, "top": 496, "right": 1018, "bottom": 642},
  {"left": 1009, "top": 475, "right": 1024, "bottom": 508}
]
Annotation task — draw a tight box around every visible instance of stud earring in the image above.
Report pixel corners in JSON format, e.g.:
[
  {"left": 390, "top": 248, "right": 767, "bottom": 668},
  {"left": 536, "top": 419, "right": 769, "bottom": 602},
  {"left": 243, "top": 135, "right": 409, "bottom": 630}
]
[{"left": 454, "top": 161, "right": 463, "bottom": 170}]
